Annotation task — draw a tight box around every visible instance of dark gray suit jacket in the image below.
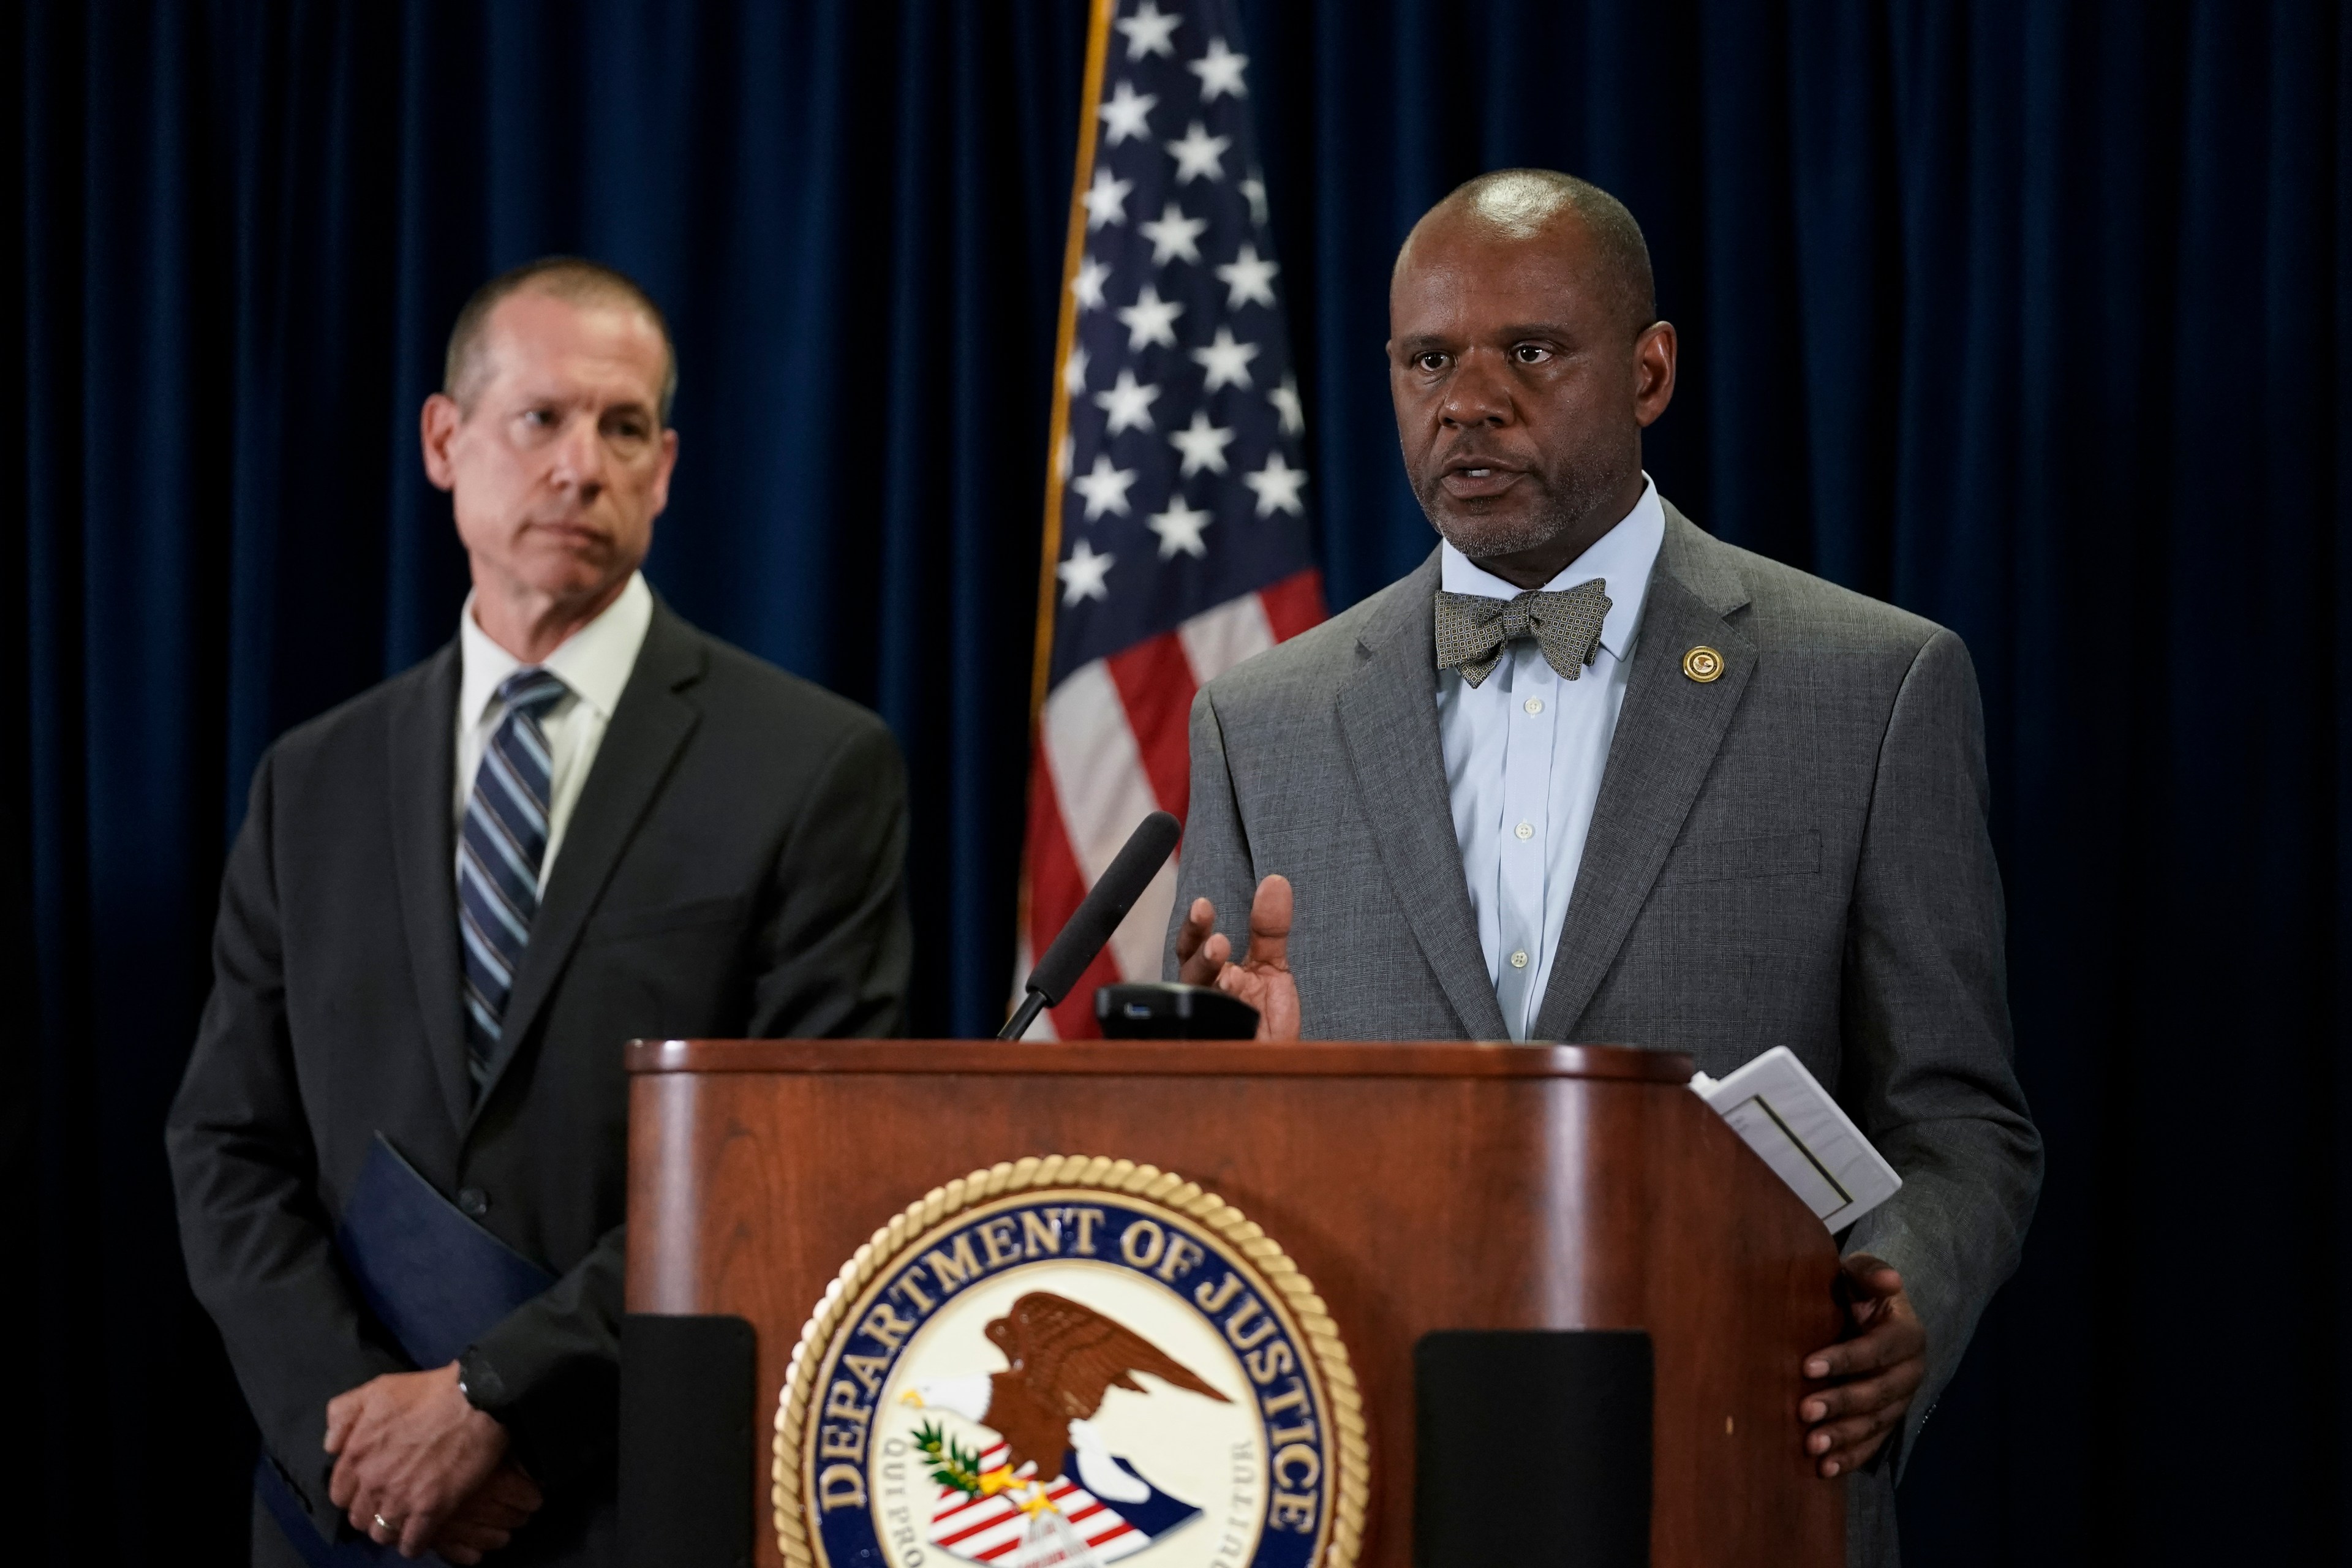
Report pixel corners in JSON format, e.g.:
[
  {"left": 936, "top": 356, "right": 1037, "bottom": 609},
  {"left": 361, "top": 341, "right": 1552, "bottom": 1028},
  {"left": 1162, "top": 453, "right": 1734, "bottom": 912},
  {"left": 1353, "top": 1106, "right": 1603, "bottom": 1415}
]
[
  {"left": 1168, "top": 505, "right": 2040, "bottom": 1566},
  {"left": 167, "top": 602, "right": 911, "bottom": 1566}
]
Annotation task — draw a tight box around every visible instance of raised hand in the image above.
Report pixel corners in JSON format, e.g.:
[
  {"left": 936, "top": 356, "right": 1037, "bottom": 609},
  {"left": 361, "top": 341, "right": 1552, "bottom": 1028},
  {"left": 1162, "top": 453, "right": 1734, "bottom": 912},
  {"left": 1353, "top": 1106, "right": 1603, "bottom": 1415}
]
[{"left": 1174, "top": 874, "right": 1301, "bottom": 1041}]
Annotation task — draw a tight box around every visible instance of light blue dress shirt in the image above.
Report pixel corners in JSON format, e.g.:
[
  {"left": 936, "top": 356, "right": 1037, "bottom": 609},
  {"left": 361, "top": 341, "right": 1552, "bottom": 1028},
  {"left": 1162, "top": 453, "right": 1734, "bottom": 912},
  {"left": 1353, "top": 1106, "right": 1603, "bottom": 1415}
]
[{"left": 1436, "top": 478, "right": 1666, "bottom": 1039}]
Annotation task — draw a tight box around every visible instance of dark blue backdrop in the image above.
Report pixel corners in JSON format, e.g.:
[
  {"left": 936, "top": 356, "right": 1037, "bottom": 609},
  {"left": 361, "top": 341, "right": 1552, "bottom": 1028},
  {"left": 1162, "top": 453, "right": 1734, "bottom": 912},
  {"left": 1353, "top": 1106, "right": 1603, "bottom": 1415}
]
[{"left": 7, "top": 2, "right": 2346, "bottom": 1564}]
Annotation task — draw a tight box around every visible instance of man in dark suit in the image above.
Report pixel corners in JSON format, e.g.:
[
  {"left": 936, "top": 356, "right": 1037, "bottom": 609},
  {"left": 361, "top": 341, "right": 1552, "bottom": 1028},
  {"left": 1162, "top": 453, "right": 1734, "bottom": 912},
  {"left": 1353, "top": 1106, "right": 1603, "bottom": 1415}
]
[
  {"left": 1168, "top": 172, "right": 2039, "bottom": 1566},
  {"left": 167, "top": 258, "right": 911, "bottom": 1567}
]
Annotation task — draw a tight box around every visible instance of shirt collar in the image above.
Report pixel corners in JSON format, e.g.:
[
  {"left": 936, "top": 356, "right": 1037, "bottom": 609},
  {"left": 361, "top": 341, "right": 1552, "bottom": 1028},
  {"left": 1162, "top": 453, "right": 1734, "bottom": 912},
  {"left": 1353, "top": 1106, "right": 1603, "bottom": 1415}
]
[
  {"left": 1438, "top": 474, "right": 1665, "bottom": 660},
  {"left": 457, "top": 571, "right": 655, "bottom": 729}
]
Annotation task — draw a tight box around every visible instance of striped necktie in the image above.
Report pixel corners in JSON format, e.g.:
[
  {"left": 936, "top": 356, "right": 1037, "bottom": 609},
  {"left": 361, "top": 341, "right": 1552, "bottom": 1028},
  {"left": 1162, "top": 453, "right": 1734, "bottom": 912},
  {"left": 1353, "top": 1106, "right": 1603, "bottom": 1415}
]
[{"left": 458, "top": 668, "right": 570, "bottom": 1090}]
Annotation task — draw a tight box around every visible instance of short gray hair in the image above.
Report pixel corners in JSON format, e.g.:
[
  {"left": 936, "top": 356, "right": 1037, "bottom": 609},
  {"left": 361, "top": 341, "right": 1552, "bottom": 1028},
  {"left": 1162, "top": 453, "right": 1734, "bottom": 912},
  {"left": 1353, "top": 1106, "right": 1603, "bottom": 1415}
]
[{"left": 443, "top": 256, "right": 679, "bottom": 424}]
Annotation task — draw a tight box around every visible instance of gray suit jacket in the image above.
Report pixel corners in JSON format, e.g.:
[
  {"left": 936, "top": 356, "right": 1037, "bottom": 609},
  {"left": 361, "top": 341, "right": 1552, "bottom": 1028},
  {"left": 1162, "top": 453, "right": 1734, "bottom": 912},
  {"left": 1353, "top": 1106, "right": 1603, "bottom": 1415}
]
[{"left": 1167, "top": 504, "right": 2040, "bottom": 1566}]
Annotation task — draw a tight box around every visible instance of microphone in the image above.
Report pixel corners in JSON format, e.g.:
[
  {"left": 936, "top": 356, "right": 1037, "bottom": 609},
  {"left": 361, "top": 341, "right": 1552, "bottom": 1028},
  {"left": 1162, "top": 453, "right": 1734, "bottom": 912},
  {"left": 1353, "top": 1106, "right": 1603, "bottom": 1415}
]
[{"left": 999, "top": 810, "right": 1182, "bottom": 1040}]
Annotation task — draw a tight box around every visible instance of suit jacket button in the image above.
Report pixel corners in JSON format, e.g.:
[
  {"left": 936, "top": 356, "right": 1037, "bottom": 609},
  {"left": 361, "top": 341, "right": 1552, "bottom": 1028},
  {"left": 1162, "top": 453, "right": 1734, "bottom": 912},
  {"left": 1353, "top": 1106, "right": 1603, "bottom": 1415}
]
[
  {"left": 458, "top": 1187, "right": 490, "bottom": 1218},
  {"left": 1682, "top": 645, "right": 1725, "bottom": 682}
]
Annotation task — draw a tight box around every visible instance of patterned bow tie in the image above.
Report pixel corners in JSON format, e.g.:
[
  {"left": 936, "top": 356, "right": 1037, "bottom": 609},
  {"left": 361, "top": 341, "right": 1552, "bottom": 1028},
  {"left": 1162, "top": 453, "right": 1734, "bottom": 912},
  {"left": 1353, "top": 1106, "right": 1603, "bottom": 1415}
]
[{"left": 1433, "top": 579, "right": 1613, "bottom": 687}]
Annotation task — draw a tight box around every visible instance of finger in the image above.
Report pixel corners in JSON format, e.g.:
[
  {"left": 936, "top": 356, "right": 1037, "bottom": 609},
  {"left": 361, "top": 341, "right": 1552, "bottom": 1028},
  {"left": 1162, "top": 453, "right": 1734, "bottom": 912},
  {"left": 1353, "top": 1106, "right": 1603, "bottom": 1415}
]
[
  {"left": 400, "top": 1512, "right": 443, "bottom": 1557},
  {"left": 1174, "top": 899, "right": 1214, "bottom": 962},
  {"left": 1810, "top": 1406, "right": 1901, "bottom": 1466},
  {"left": 1177, "top": 907, "right": 1227, "bottom": 986},
  {"left": 1799, "top": 1362, "right": 1920, "bottom": 1425},
  {"left": 330, "top": 1461, "right": 358, "bottom": 1512},
  {"left": 1245, "top": 875, "right": 1293, "bottom": 970},
  {"left": 1840, "top": 1254, "right": 1905, "bottom": 1298},
  {"left": 323, "top": 1395, "right": 355, "bottom": 1454},
  {"left": 439, "top": 1548, "right": 484, "bottom": 1567},
  {"left": 1804, "top": 1315, "right": 1924, "bottom": 1381}
]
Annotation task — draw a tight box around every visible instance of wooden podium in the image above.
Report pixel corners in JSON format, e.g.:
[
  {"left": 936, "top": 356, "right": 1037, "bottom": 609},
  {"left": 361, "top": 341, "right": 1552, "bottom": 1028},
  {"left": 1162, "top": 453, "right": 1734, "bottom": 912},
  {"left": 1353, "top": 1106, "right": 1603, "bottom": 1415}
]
[{"left": 624, "top": 1038, "right": 1844, "bottom": 1567}]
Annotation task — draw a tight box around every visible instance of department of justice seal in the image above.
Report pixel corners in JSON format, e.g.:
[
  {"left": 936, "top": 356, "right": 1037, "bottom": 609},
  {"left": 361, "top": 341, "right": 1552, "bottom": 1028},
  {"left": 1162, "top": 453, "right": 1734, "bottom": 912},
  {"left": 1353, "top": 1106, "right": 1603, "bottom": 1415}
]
[{"left": 775, "top": 1156, "right": 1368, "bottom": 1568}]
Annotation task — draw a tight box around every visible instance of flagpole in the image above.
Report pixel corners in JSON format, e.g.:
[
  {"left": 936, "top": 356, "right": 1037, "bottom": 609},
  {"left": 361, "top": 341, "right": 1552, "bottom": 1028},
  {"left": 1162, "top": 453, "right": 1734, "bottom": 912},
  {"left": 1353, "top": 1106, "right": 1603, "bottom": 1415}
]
[
  {"left": 1028, "top": 0, "right": 1115, "bottom": 727},
  {"left": 1012, "top": 0, "right": 1114, "bottom": 1030}
]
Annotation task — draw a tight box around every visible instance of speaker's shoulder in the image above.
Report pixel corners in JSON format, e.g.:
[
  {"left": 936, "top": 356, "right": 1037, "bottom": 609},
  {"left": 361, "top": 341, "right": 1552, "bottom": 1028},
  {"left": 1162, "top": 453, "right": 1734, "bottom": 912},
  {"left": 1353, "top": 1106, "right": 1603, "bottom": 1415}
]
[{"left": 1199, "top": 568, "right": 1430, "bottom": 715}]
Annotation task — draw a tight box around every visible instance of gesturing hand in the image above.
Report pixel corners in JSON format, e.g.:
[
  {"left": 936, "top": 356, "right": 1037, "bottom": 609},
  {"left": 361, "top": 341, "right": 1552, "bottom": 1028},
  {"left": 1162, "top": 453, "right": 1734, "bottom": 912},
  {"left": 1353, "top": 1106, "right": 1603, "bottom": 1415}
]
[
  {"left": 1174, "top": 874, "right": 1300, "bottom": 1041},
  {"left": 325, "top": 1361, "right": 519, "bottom": 1558},
  {"left": 1798, "top": 1253, "right": 1928, "bottom": 1479}
]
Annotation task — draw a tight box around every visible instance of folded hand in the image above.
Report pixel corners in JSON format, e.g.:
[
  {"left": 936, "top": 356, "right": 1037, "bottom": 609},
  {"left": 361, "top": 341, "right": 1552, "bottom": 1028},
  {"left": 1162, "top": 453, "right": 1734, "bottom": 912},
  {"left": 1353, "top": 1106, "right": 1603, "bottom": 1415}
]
[{"left": 325, "top": 1362, "right": 521, "bottom": 1558}]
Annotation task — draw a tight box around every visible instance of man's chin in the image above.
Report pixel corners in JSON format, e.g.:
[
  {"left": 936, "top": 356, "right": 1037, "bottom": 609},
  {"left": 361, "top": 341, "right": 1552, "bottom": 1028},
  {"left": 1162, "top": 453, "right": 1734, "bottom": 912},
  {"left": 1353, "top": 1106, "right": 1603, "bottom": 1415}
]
[{"left": 1426, "top": 505, "right": 1565, "bottom": 562}]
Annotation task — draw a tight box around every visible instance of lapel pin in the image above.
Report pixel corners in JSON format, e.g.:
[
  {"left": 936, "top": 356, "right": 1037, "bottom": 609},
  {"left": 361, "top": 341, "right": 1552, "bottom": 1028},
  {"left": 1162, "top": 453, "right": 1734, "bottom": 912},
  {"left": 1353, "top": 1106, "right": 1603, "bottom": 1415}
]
[{"left": 1682, "top": 646, "right": 1725, "bottom": 683}]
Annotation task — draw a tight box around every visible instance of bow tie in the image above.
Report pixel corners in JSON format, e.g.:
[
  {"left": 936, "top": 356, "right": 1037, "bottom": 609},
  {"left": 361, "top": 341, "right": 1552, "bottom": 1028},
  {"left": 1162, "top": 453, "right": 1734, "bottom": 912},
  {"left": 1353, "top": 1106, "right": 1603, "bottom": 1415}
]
[{"left": 1433, "top": 579, "right": 1613, "bottom": 687}]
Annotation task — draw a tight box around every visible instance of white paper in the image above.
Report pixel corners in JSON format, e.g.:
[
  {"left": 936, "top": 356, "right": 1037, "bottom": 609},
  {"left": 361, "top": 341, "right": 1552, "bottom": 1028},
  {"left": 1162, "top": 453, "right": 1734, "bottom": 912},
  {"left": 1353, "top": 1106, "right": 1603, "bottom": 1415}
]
[{"left": 1689, "top": 1047, "right": 1901, "bottom": 1231}]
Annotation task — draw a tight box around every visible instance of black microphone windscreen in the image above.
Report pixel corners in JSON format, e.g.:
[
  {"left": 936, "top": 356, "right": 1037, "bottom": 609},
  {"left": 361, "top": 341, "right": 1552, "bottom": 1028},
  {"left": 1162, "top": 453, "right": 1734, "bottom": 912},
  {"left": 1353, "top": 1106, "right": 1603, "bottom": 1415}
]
[{"left": 1025, "top": 810, "right": 1182, "bottom": 1005}]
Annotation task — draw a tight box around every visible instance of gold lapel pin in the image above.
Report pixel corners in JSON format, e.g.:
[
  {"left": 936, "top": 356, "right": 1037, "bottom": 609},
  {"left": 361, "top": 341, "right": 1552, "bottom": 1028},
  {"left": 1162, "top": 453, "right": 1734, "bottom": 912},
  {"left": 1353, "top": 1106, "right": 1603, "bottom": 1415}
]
[{"left": 1683, "top": 646, "right": 1725, "bottom": 683}]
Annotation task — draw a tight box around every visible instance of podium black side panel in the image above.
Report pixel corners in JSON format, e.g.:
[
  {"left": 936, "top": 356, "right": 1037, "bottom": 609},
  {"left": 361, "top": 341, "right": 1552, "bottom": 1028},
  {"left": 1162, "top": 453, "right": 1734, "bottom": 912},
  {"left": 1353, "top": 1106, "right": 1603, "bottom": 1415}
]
[
  {"left": 1415, "top": 1329, "right": 1653, "bottom": 1567},
  {"left": 620, "top": 1313, "right": 755, "bottom": 1568}
]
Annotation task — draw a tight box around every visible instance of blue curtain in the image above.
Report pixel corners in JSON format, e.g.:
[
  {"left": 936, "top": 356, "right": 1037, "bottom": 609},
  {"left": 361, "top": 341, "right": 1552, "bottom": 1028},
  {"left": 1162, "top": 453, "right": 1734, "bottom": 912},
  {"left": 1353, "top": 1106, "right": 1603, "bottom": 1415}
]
[{"left": 7, "top": 2, "right": 2345, "bottom": 1563}]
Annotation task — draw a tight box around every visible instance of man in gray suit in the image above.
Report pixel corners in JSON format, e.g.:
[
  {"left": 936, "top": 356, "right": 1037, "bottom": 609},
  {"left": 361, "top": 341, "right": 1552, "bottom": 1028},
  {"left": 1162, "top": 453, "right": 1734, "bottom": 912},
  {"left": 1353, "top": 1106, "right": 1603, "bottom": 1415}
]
[{"left": 1166, "top": 170, "right": 2039, "bottom": 1564}]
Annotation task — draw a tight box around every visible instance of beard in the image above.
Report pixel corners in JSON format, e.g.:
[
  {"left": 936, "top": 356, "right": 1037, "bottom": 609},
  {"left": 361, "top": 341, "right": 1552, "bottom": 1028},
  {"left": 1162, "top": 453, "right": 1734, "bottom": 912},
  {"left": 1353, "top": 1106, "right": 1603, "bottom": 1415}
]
[{"left": 1412, "top": 456, "right": 1629, "bottom": 563}]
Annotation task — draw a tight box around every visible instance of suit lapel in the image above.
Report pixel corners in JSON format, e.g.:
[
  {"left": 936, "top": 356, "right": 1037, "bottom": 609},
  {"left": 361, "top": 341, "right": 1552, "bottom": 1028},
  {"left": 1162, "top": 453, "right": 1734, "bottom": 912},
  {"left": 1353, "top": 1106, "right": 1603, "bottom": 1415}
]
[
  {"left": 1333, "top": 551, "right": 1511, "bottom": 1041},
  {"left": 386, "top": 646, "right": 477, "bottom": 1132},
  {"left": 470, "top": 606, "right": 707, "bottom": 1121},
  {"left": 1532, "top": 507, "right": 1756, "bottom": 1041}
]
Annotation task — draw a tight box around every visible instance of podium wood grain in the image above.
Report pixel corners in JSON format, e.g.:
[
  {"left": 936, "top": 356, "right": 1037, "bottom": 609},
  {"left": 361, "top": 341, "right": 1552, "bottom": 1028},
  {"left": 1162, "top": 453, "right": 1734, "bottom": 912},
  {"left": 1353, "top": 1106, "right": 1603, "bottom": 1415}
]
[{"left": 625, "top": 1039, "right": 1844, "bottom": 1567}]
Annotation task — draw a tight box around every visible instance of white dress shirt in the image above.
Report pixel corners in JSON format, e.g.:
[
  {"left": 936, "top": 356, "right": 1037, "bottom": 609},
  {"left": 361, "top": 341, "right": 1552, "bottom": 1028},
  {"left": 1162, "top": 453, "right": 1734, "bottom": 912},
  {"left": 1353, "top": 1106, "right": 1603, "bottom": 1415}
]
[
  {"left": 1437, "top": 478, "right": 1666, "bottom": 1040},
  {"left": 454, "top": 571, "right": 654, "bottom": 892}
]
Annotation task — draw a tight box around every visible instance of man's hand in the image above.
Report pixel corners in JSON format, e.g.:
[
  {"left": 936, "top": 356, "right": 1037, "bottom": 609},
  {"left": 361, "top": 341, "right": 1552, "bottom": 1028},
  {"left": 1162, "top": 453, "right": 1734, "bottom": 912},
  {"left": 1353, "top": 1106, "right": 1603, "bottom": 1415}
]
[
  {"left": 1174, "top": 875, "right": 1301, "bottom": 1040},
  {"left": 1799, "top": 1253, "right": 1928, "bottom": 1478},
  {"left": 427, "top": 1464, "right": 544, "bottom": 1566},
  {"left": 325, "top": 1362, "right": 518, "bottom": 1558}
]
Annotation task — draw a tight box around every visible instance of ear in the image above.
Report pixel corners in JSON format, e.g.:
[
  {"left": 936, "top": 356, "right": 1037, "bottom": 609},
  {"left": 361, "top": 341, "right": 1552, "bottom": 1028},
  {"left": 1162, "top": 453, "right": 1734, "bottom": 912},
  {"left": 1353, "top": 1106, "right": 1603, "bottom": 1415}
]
[
  {"left": 644, "top": 426, "right": 681, "bottom": 517},
  {"left": 420, "top": 393, "right": 464, "bottom": 491},
  {"left": 1632, "top": 320, "right": 1678, "bottom": 429}
]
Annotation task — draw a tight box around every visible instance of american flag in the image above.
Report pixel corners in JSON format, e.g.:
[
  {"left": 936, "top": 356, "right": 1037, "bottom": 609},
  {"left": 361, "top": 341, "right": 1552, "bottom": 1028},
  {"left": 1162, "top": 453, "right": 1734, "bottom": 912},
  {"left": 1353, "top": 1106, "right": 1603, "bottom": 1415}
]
[{"left": 1019, "top": 0, "right": 1324, "bottom": 1038}]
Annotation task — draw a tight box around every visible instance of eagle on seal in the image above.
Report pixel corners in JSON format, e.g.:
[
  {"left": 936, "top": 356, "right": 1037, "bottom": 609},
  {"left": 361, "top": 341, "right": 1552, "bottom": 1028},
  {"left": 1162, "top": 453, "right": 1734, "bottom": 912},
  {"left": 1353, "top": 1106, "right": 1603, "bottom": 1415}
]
[{"left": 914, "top": 1290, "right": 1231, "bottom": 1485}]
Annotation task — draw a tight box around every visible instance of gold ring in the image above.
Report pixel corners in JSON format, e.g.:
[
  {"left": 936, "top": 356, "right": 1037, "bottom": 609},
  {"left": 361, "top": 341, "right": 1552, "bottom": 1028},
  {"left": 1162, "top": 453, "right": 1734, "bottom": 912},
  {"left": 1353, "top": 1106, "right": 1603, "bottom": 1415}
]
[{"left": 374, "top": 1514, "right": 393, "bottom": 1533}]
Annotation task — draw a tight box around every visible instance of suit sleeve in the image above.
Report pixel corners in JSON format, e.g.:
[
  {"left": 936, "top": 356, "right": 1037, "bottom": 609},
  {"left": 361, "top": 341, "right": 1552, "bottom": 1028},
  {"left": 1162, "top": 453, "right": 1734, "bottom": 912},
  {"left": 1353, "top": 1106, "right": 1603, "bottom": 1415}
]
[
  {"left": 165, "top": 747, "right": 407, "bottom": 1540},
  {"left": 460, "top": 713, "right": 913, "bottom": 1482},
  {"left": 1164, "top": 686, "right": 1261, "bottom": 976},
  {"left": 1838, "top": 628, "right": 2043, "bottom": 1474}
]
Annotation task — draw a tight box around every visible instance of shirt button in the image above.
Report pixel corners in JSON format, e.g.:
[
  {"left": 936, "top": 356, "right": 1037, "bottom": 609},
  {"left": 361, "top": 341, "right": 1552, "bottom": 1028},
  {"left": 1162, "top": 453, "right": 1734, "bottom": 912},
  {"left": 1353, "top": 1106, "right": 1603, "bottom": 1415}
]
[
  {"left": 1524, "top": 697, "right": 1544, "bottom": 715},
  {"left": 1510, "top": 951, "right": 1529, "bottom": 970},
  {"left": 1515, "top": 821, "right": 1535, "bottom": 840},
  {"left": 458, "top": 1187, "right": 491, "bottom": 1218}
]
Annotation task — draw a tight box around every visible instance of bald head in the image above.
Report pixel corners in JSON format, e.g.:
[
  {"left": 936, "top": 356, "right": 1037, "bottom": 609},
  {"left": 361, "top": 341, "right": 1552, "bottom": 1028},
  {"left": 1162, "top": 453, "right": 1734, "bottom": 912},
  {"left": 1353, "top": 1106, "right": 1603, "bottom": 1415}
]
[
  {"left": 1385, "top": 167, "right": 1676, "bottom": 587},
  {"left": 1397, "top": 169, "right": 1656, "bottom": 339}
]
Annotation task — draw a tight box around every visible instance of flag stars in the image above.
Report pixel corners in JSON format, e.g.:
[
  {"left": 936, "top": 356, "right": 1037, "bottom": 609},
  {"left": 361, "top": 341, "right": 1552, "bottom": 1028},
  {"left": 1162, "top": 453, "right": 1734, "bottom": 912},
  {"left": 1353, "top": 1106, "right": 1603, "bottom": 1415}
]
[
  {"left": 1215, "top": 244, "right": 1279, "bottom": 309},
  {"left": 1270, "top": 372, "right": 1305, "bottom": 435},
  {"left": 1116, "top": 284, "right": 1185, "bottom": 350},
  {"left": 1093, "top": 368, "right": 1161, "bottom": 434},
  {"left": 1099, "top": 81, "right": 1156, "bottom": 146},
  {"left": 1191, "top": 326, "right": 1260, "bottom": 391},
  {"left": 1071, "top": 454, "right": 1140, "bottom": 519},
  {"left": 1240, "top": 176, "right": 1269, "bottom": 227},
  {"left": 1058, "top": 538, "right": 1116, "bottom": 604},
  {"left": 1148, "top": 497, "right": 1214, "bottom": 559},
  {"left": 1243, "top": 452, "right": 1308, "bottom": 516},
  {"left": 1072, "top": 255, "right": 1110, "bottom": 311},
  {"left": 1189, "top": 37, "right": 1249, "bottom": 100},
  {"left": 1165, "top": 121, "right": 1231, "bottom": 184},
  {"left": 1084, "top": 168, "right": 1134, "bottom": 230},
  {"left": 1139, "top": 202, "right": 1209, "bottom": 266},
  {"left": 1062, "top": 343, "right": 1091, "bottom": 396},
  {"left": 1115, "top": 1, "right": 1180, "bottom": 61},
  {"left": 1167, "top": 410, "right": 1236, "bottom": 477}
]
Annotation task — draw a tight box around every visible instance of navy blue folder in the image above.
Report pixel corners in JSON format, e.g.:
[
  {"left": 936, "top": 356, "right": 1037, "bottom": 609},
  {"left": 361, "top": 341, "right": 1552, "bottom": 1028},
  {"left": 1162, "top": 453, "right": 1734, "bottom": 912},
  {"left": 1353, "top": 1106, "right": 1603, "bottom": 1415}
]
[{"left": 256, "top": 1133, "right": 556, "bottom": 1566}]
